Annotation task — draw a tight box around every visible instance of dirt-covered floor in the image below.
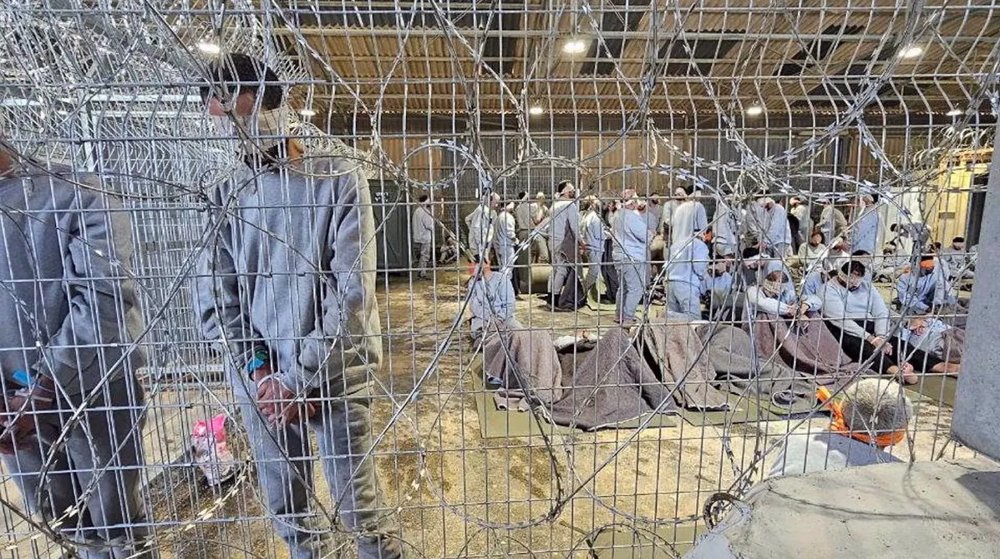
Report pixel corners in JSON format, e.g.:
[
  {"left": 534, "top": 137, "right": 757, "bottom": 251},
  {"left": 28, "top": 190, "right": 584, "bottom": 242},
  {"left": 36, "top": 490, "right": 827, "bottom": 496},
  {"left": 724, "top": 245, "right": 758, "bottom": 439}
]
[{"left": 3, "top": 266, "right": 974, "bottom": 559}]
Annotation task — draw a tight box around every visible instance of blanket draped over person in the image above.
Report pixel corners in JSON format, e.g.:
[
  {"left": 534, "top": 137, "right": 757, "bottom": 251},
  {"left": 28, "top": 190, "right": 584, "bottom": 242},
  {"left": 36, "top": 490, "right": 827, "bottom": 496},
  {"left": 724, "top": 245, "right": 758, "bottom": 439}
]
[
  {"left": 642, "top": 321, "right": 732, "bottom": 410},
  {"left": 694, "top": 324, "right": 817, "bottom": 407},
  {"left": 546, "top": 327, "right": 678, "bottom": 430},
  {"left": 481, "top": 320, "right": 563, "bottom": 412},
  {"left": 751, "top": 314, "right": 869, "bottom": 386}
]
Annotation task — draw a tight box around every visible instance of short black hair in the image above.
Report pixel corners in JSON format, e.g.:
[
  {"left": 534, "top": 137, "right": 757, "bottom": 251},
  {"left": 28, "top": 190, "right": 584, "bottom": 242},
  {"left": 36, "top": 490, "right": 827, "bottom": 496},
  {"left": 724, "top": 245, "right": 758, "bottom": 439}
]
[
  {"left": 517, "top": 191, "right": 527, "bottom": 200},
  {"left": 418, "top": 194, "right": 429, "bottom": 203},
  {"left": 200, "top": 53, "right": 284, "bottom": 110},
  {"left": 851, "top": 249, "right": 871, "bottom": 257},
  {"left": 953, "top": 236, "right": 965, "bottom": 243},
  {"left": 842, "top": 260, "right": 867, "bottom": 276},
  {"left": 557, "top": 180, "right": 574, "bottom": 193},
  {"left": 919, "top": 254, "right": 935, "bottom": 263}
]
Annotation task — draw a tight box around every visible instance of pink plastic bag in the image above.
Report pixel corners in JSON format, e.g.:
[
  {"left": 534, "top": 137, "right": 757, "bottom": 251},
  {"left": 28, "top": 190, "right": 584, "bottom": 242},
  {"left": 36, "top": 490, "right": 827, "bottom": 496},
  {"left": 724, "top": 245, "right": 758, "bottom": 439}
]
[{"left": 191, "top": 414, "right": 237, "bottom": 486}]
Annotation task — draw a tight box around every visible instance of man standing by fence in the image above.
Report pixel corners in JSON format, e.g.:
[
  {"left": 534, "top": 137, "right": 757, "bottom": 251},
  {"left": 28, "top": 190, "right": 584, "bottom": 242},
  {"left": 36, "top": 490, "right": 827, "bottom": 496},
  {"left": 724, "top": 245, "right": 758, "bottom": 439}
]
[
  {"left": 194, "top": 53, "right": 402, "bottom": 559},
  {"left": 0, "top": 141, "right": 152, "bottom": 557}
]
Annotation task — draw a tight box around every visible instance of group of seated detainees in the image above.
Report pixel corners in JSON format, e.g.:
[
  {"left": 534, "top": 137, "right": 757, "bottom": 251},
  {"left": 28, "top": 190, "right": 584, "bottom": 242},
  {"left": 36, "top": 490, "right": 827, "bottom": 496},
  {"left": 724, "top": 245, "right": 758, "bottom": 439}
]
[{"left": 458, "top": 188, "right": 970, "bottom": 390}]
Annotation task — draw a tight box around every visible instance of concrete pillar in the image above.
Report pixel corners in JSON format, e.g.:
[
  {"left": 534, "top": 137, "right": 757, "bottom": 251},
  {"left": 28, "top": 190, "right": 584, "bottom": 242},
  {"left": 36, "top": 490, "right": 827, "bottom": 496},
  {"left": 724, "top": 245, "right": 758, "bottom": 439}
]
[{"left": 952, "top": 119, "right": 1000, "bottom": 460}]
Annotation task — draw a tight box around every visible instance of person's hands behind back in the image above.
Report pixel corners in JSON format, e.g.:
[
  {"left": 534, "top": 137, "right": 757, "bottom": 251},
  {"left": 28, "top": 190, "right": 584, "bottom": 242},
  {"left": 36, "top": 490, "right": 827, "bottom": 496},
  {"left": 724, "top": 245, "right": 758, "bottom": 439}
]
[{"left": 253, "top": 367, "right": 317, "bottom": 426}]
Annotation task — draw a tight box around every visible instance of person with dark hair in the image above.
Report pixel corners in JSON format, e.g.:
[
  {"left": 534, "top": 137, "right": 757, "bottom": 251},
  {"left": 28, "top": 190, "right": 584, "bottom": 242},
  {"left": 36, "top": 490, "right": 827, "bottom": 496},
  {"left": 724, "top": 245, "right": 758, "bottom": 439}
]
[
  {"left": 194, "top": 53, "right": 401, "bottom": 559},
  {"left": 820, "top": 260, "right": 916, "bottom": 383},
  {"left": 701, "top": 257, "right": 738, "bottom": 321},
  {"left": 792, "top": 228, "right": 827, "bottom": 272},
  {"left": 0, "top": 144, "right": 151, "bottom": 557},
  {"left": 412, "top": 194, "right": 436, "bottom": 279},
  {"left": 940, "top": 236, "right": 975, "bottom": 284}
]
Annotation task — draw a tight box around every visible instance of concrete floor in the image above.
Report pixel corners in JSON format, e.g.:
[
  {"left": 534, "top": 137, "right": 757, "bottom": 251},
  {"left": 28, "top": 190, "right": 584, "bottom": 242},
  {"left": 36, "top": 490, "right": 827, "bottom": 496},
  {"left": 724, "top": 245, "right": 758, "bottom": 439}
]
[{"left": 0, "top": 267, "right": 979, "bottom": 558}]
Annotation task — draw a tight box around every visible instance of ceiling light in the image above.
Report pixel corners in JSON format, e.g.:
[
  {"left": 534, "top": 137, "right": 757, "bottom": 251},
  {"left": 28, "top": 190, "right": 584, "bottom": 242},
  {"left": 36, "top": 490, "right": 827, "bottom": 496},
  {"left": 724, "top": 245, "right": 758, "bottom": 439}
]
[
  {"left": 899, "top": 45, "right": 923, "bottom": 59},
  {"left": 299, "top": 108, "right": 316, "bottom": 117},
  {"left": 562, "top": 39, "right": 588, "bottom": 54},
  {"left": 528, "top": 105, "right": 544, "bottom": 116},
  {"left": 946, "top": 108, "right": 963, "bottom": 117},
  {"left": 197, "top": 41, "right": 221, "bottom": 55},
  {"left": 745, "top": 105, "right": 763, "bottom": 116}
]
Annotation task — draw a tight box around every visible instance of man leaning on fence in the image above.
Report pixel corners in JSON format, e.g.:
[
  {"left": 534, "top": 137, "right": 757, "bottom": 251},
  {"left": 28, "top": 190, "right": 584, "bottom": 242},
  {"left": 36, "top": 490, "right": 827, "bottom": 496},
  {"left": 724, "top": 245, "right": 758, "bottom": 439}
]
[
  {"left": 0, "top": 141, "right": 152, "bottom": 557},
  {"left": 193, "top": 53, "right": 402, "bottom": 559}
]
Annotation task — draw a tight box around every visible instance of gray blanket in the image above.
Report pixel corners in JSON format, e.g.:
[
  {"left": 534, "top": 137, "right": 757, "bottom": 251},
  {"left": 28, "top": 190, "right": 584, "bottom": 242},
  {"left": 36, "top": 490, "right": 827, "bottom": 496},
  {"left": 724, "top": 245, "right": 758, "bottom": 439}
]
[
  {"left": 751, "top": 312, "right": 869, "bottom": 386},
  {"left": 643, "top": 322, "right": 731, "bottom": 410},
  {"left": 547, "top": 327, "right": 678, "bottom": 430},
  {"left": 695, "top": 323, "right": 816, "bottom": 407},
  {"left": 483, "top": 321, "right": 563, "bottom": 412}
]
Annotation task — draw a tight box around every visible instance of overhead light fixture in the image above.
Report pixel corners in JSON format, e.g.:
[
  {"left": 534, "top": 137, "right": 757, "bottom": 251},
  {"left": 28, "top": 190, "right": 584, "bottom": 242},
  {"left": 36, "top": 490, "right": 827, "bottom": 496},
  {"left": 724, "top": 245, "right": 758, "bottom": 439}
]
[
  {"left": 946, "top": 108, "right": 963, "bottom": 116},
  {"left": 745, "top": 105, "right": 763, "bottom": 116},
  {"left": 899, "top": 45, "right": 923, "bottom": 59},
  {"left": 529, "top": 105, "right": 544, "bottom": 116},
  {"left": 562, "top": 39, "right": 588, "bottom": 55},
  {"left": 299, "top": 108, "right": 316, "bottom": 117},
  {"left": 197, "top": 41, "right": 221, "bottom": 55}
]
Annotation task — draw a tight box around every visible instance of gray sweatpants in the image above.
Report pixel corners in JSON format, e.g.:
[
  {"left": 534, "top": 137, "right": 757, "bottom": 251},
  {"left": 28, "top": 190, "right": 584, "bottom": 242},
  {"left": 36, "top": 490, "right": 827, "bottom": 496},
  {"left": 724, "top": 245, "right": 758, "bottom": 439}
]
[
  {"left": 2, "top": 377, "right": 150, "bottom": 559},
  {"left": 615, "top": 260, "right": 648, "bottom": 322},
  {"left": 533, "top": 236, "right": 549, "bottom": 263},
  {"left": 416, "top": 242, "right": 432, "bottom": 276},
  {"left": 584, "top": 249, "right": 603, "bottom": 294},
  {"left": 549, "top": 238, "right": 571, "bottom": 297},
  {"left": 668, "top": 281, "right": 702, "bottom": 319},
  {"left": 231, "top": 371, "right": 401, "bottom": 559}
]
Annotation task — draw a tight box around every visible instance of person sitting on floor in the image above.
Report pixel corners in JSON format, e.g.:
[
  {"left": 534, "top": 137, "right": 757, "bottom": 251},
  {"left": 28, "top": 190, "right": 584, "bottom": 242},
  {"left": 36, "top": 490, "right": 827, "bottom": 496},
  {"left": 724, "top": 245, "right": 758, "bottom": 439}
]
[
  {"left": 940, "top": 236, "right": 975, "bottom": 286},
  {"left": 701, "top": 257, "right": 738, "bottom": 321},
  {"left": 792, "top": 228, "right": 827, "bottom": 273},
  {"left": 467, "top": 256, "right": 516, "bottom": 340},
  {"left": 873, "top": 242, "right": 908, "bottom": 282},
  {"left": 768, "top": 378, "right": 912, "bottom": 477},
  {"left": 467, "top": 258, "right": 563, "bottom": 411},
  {"left": 895, "top": 254, "right": 964, "bottom": 326},
  {"left": 820, "top": 260, "right": 916, "bottom": 384},
  {"left": 746, "top": 261, "right": 868, "bottom": 381},
  {"left": 898, "top": 315, "right": 965, "bottom": 375}
]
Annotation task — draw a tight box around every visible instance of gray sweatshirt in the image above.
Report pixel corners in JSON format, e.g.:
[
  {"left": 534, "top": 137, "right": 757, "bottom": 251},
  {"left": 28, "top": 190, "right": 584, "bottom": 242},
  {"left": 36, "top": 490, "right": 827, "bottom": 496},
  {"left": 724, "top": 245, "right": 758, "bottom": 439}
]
[
  {"left": 0, "top": 170, "right": 144, "bottom": 396},
  {"left": 194, "top": 157, "right": 381, "bottom": 393},
  {"left": 820, "top": 278, "right": 890, "bottom": 338}
]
